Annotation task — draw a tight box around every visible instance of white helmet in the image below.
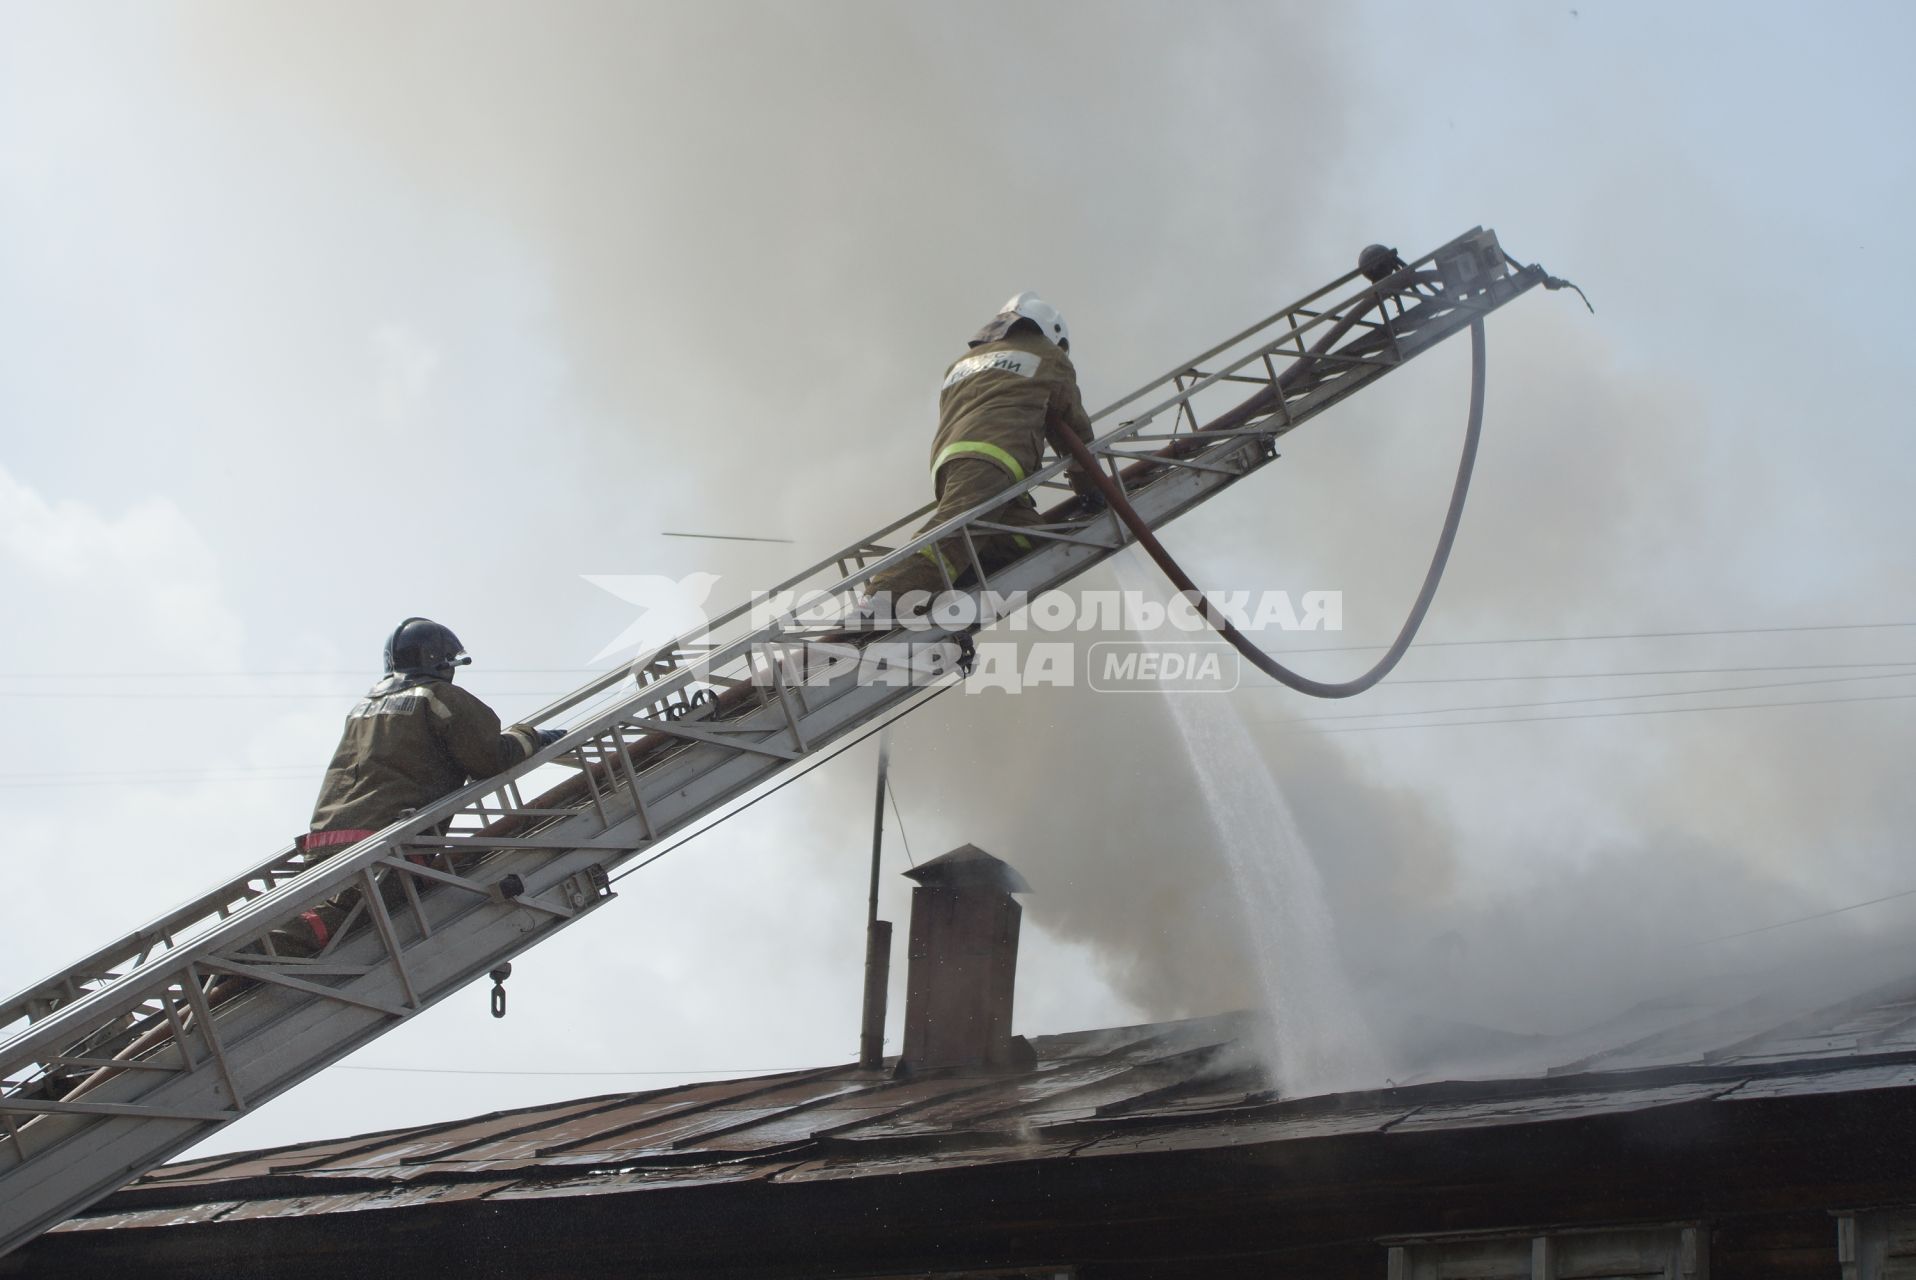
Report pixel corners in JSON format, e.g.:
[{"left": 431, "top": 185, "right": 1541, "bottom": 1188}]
[
  {"left": 1002, "top": 291, "right": 1069, "bottom": 349},
  {"left": 970, "top": 291, "right": 1070, "bottom": 350}
]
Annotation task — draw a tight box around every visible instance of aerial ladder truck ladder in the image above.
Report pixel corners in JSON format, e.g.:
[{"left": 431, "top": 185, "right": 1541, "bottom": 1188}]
[{"left": 0, "top": 228, "right": 1569, "bottom": 1254}]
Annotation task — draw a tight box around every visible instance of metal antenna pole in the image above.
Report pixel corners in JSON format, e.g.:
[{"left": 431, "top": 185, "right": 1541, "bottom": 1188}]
[
  {"left": 858, "top": 734, "right": 893, "bottom": 1069},
  {"left": 868, "top": 734, "right": 889, "bottom": 930}
]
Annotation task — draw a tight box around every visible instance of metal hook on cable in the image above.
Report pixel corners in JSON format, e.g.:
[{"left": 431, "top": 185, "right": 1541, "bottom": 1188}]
[{"left": 489, "top": 963, "right": 512, "bottom": 1019}]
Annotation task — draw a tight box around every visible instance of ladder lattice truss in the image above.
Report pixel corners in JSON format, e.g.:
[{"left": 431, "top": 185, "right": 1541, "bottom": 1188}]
[{"left": 0, "top": 228, "right": 1545, "bottom": 1254}]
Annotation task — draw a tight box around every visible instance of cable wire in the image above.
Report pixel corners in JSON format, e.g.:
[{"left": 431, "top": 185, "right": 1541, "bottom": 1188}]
[
  {"left": 885, "top": 778, "right": 919, "bottom": 869},
  {"left": 1265, "top": 659, "right": 1916, "bottom": 687},
  {"left": 0, "top": 669, "right": 604, "bottom": 679},
  {"left": 335, "top": 1063, "right": 831, "bottom": 1077},
  {"left": 608, "top": 680, "right": 959, "bottom": 886},
  {"left": 1696, "top": 887, "right": 1916, "bottom": 945},
  {"left": 1276, "top": 669, "right": 1916, "bottom": 726},
  {"left": 4, "top": 626, "right": 1915, "bottom": 681},
  {"left": 7, "top": 676, "right": 1914, "bottom": 791},
  {"left": 1268, "top": 619, "right": 1916, "bottom": 656},
  {"left": 1298, "top": 688, "right": 1916, "bottom": 735}
]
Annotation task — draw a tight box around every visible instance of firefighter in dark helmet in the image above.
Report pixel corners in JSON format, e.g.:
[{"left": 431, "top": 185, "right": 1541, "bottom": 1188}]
[
  {"left": 274, "top": 618, "right": 561, "bottom": 955},
  {"left": 867, "top": 292, "right": 1099, "bottom": 609}
]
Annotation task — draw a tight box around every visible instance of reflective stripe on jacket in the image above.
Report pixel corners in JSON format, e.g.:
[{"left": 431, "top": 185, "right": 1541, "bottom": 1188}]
[{"left": 929, "top": 329, "right": 1094, "bottom": 485}]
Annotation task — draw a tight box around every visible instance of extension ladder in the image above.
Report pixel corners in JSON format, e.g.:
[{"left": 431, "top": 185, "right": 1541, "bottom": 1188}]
[{"left": 0, "top": 227, "right": 1553, "bottom": 1254}]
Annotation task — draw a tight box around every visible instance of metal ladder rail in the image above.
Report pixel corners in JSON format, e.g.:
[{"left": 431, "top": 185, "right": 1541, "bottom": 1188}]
[
  {"left": 0, "top": 238, "right": 1390, "bottom": 1042},
  {"left": 0, "top": 229, "right": 1541, "bottom": 1255},
  {"left": 0, "top": 227, "right": 1525, "bottom": 1218},
  {"left": 0, "top": 229, "right": 1525, "bottom": 1126},
  {"left": 0, "top": 222, "right": 1499, "bottom": 1042},
  {"left": 0, "top": 495, "right": 944, "bottom": 1044}
]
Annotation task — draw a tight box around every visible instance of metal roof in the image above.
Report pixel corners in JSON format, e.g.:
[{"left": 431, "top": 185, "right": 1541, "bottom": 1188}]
[{"left": 50, "top": 959, "right": 1916, "bottom": 1234}]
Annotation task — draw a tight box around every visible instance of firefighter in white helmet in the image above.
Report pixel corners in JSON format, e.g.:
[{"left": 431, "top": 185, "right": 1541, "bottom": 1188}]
[{"left": 868, "top": 293, "right": 1098, "bottom": 608}]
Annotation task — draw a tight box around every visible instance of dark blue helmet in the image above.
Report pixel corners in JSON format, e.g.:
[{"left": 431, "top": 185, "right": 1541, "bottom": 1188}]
[{"left": 383, "top": 617, "right": 472, "bottom": 680}]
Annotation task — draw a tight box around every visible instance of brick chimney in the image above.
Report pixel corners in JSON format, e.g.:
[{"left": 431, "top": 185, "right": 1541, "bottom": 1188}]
[{"left": 897, "top": 844, "right": 1035, "bottom": 1075}]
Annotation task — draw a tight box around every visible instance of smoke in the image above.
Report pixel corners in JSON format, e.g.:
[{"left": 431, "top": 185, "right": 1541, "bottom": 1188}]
[
  {"left": 7, "top": 2, "right": 1915, "bottom": 1148},
  {"left": 167, "top": 1, "right": 1355, "bottom": 565},
  {"left": 153, "top": 0, "right": 1403, "bottom": 1035},
  {"left": 170, "top": 1, "right": 1916, "bottom": 1070},
  {"left": 877, "top": 293, "right": 1916, "bottom": 1086}
]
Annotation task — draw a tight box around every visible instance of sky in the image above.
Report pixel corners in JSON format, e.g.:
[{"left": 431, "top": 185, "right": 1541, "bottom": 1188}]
[{"left": 3, "top": 0, "right": 1916, "bottom": 1156}]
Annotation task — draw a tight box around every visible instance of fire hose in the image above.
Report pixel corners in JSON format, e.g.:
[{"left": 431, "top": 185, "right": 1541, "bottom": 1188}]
[{"left": 1051, "top": 317, "right": 1486, "bottom": 699}]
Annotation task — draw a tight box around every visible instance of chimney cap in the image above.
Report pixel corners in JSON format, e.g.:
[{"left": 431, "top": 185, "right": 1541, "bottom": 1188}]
[{"left": 903, "top": 844, "right": 1031, "bottom": 894}]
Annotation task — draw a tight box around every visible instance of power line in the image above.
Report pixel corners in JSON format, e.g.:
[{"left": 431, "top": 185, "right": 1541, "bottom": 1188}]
[
  {"left": 660, "top": 530, "right": 796, "bottom": 544},
  {"left": 13, "top": 684, "right": 1893, "bottom": 788},
  {"left": 5, "top": 670, "right": 1915, "bottom": 790},
  {"left": 886, "top": 778, "right": 918, "bottom": 869},
  {"left": 1296, "top": 689, "right": 1916, "bottom": 735},
  {"left": 335, "top": 1063, "right": 826, "bottom": 1078},
  {"left": 0, "top": 765, "right": 314, "bottom": 780},
  {"left": 0, "top": 669, "right": 600, "bottom": 680},
  {"left": 0, "top": 690, "right": 582, "bottom": 701},
  {"left": 11, "top": 659, "right": 1916, "bottom": 702},
  {"left": 0, "top": 773, "right": 312, "bottom": 790},
  {"left": 0, "top": 691, "right": 953, "bottom": 790},
  {"left": 608, "top": 680, "right": 960, "bottom": 885},
  {"left": 1262, "top": 660, "right": 1916, "bottom": 688},
  {"left": 1270, "top": 619, "right": 1916, "bottom": 655},
  {"left": 1277, "top": 670, "right": 1916, "bottom": 726},
  {"left": 3, "top": 620, "right": 1913, "bottom": 681},
  {"left": 6, "top": 674, "right": 1916, "bottom": 790},
  {"left": 1696, "top": 887, "right": 1916, "bottom": 945}
]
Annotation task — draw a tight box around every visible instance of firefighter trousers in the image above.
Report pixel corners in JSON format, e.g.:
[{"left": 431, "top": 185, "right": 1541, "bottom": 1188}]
[{"left": 869, "top": 457, "right": 1045, "bottom": 601}]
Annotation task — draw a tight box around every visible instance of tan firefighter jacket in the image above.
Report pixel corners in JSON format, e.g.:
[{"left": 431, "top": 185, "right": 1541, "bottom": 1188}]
[
  {"left": 309, "top": 674, "right": 541, "bottom": 834},
  {"left": 929, "top": 329, "right": 1096, "bottom": 488}
]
